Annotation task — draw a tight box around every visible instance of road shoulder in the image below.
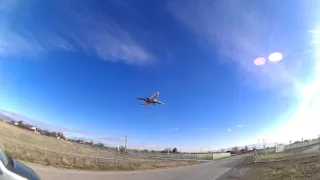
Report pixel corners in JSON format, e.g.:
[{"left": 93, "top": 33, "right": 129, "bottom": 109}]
[{"left": 216, "top": 154, "right": 254, "bottom": 180}]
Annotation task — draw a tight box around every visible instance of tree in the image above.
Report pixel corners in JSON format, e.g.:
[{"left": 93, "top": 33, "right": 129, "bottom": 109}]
[
  {"left": 85, "top": 141, "right": 93, "bottom": 145},
  {"left": 221, "top": 149, "right": 225, "bottom": 153},
  {"left": 119, "top": 146, "right": 126, "bottom": 152},
  {"left": 232, "top": 146, "right": 239, "bottom": 154},
  {"left": 142, "top": 149, "right": 149, "bottom": 153},
  {"left": 50, "top": 132, "right": 57, "bottom": 137},
  {"left": 244, "top": 146, "right": 248, "bottom": 152},
  {"left": 172, "top": 147, "right": 178, "bottom": 153},
  {"left": 18, "top": 121, "right": 23, "bottom": 125},
  {"left": 93, "top": 142, "right": 104, "bottom": 147}
]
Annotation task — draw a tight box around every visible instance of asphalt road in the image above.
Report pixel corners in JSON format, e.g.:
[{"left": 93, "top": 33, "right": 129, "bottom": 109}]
[{"left": 25, "top": 155, "right": 247, "bottom": 180}]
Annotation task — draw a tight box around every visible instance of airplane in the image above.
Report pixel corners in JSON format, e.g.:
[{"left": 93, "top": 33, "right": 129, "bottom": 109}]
[{"left": 137, "top": 92, "right": 165, "bottom": 106}]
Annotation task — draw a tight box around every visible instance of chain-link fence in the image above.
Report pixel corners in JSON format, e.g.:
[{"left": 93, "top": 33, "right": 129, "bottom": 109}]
[
  {"left": 127, "top": 150, "right": 231, "bottom": 160},
  {"left": 254, "top": 136, "right": 320, "bottom": 162}
]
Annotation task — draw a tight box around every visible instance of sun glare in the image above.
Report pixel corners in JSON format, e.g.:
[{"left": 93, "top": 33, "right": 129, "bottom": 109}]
[{"left": 265, "top": 30, "right": 320, "bottom": 143}]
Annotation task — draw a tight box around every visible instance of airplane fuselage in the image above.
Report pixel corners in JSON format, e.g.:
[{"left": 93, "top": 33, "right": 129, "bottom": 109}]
[{"left": 145, "top": 98, "right": 159, "bottom": 104}]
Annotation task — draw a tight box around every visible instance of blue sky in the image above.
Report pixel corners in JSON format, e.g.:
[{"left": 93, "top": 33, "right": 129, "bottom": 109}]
[{"left": 1, "top": 0, "right": 320, "bottom": 151}]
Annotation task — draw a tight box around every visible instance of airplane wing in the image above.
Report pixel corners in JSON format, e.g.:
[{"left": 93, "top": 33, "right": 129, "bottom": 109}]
[
  {"left": 157, "top": 101, "right": 164, "bottom": 104},
  {"left": 150, "top": 92, "right": 159, "bottom": 100},
  {"left": 137, "top": 98, "right": 146, "bottom": 101}
]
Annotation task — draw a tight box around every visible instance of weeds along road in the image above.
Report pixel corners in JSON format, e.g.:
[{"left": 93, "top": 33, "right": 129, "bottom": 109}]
[{"left": 25, "top": 155, "right": 248, "bottom": 180}]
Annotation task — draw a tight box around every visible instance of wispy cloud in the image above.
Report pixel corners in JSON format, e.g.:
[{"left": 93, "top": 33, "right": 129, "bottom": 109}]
[
  {"left": 0, "top": 1, "right": 154, "bottom": 65},
  {"left": 167, "top": 0, "right": 317, "bottom": 95},
  {"left": 196, "top": 128, "right": 206, "bottom": 131},
  {"left": 237, "top": 124, "right": 248, "bottom": 128},
  {"left": 227, "top": 128, "right": 232, "bottom": 132},
  {"left": 173, "top": 127, "right": 180, "bottom": 131}
]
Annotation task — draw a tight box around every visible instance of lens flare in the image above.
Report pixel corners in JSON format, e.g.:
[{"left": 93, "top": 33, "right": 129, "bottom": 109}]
[
  {"left": 253, "top": 57, "right": 266, "bottom": 66},
  {"left": 268, "top": 52, "right": 283, "bottom": 62}
]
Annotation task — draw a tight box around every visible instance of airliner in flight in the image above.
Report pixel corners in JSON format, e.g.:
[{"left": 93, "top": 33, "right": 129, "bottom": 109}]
[{"left": 137, "top": 92, "right": 164, "bottom": 106}]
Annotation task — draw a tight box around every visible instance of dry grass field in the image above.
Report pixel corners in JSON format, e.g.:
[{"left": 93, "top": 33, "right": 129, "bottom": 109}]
[
  {"left": 218, "top": 153, "right": 320, "bottom": 180},
  {"left": 0, "top": 121, "right": 199, "bottom": 171},
  {"left": 243, "top": 154, "right": 320, "bottom": 180}
]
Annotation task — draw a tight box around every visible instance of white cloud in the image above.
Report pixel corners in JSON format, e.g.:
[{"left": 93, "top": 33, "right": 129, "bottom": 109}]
[
  {"left": 227, "top": 128, "right": 232, "bottom": 132},
  {"left": 237, "top": 124, "right": 248, "bottom": 128},
  {"left": 167, "top": 0, "right": 317, "bottom": 94},
  {"left": 0, "top": 1, "right": 154, "bottom": 65},
  {"left": 173, "top": 127, "right": 180, "bottom": 131},
  {"left": 0, "top": 28, "right": 46, "bottom": 57}
]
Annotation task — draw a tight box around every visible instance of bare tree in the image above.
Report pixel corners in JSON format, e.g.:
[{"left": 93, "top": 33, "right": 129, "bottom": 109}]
[
  {"left": 232, "top": 146, "right": 239, "bottom": 154},
  {"left": 119, "top": 146, "right": 126, "bottom": 153},
  {"left": 221, "top": 149, "right": 225, "bottom": 153}
]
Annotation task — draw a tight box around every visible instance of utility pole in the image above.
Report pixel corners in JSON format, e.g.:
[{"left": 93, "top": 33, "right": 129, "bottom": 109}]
[{"left": 124, "top": 135, "right": 128, "bottom": 152}]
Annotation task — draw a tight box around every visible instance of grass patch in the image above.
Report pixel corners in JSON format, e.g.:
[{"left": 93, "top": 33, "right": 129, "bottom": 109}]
[{"left": 0, "top": 122, "right": 199, "bottom": 171}]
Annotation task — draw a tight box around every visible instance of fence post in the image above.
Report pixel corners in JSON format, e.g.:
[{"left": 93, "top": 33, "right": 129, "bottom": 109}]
[
  {"left": 289, "top": 140, "right": 292, "bottom": 155},
  {"left": 45, "top": 143, "right": 48, "bottom": 157},
  {"left": 276, "top": 144, "right": 279, "bottom": 159},
  {"left": 71, "top": 145, "right": 74, "bottom": 166},
  {"left": 253, "top": 150, "right": 257, "bottom": 162},
  {"left": 318, "top": 135, "right": 320, "bottom": 150},
  {"left": 17, "top": 132, "right": 20, "bottom": 141},
  {"left": 264, "top": 146, "right": 266, "bottom": 162},
  {"left": 95, "top": 148, "right": 98, "bottom": 165},
  {"left": 15, "top": 132, "right": 20, "bottom": 153}
]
